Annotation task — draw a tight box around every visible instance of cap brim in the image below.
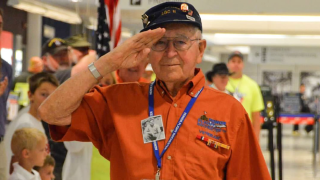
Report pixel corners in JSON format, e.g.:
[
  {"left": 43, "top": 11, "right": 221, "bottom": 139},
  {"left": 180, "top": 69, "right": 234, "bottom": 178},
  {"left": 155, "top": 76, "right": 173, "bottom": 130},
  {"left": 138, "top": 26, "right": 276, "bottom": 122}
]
[
  {"left": 69, "top": 42, "right": 91, "bottom": 48},
  {"left": 216, "top": 70, "right": 229, "bottom": 75},
  {"left": 228, "top": 54, "right": 243, "bottom": 61},
  {"left": 140, "top": 20, "right": 202, "bottom": 32},
  {"left": 50, "top": 46, "right": 68, "bottom": 55}
]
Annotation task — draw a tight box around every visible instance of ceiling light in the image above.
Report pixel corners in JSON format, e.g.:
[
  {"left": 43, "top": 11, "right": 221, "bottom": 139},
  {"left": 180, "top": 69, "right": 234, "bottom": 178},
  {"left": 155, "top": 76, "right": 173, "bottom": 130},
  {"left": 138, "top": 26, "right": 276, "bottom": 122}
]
[
  {"left": 10, "top": 1, "right": 46, "bottom": 14},
  {"left": 203, "top": 54, "right": 218, "bottom": 62},
  {"left": 210, "top": 34, "right": 320, "bottom": 39},
  {"left": 225, "top": 46, "right": 250, "bottom": 54},
  {"left": 7, "top": 0, "right": 82, "bottom": 24},
  {"left": 213, "top": 34, "right": 288, "bottom": 39},
  {"left": 200, "top": 14, "right": 320, "bottom": 22},
  {"left": 294, "top": 35, "right": 320, "bottom": 39}
]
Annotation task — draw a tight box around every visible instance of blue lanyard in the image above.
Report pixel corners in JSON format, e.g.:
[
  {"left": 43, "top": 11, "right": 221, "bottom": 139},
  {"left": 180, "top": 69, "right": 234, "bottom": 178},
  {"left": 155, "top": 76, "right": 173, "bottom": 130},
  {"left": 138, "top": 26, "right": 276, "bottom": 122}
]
[{"left": 148, "top": 81, "right": 204, "bottom": 168}]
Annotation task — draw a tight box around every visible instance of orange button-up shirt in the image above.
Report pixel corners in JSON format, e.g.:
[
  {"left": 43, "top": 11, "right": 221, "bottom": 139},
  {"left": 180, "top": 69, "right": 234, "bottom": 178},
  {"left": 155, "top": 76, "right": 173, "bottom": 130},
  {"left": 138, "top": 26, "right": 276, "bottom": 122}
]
[{"left": 50, "top": 69, "right": 271, "bottom": 180}]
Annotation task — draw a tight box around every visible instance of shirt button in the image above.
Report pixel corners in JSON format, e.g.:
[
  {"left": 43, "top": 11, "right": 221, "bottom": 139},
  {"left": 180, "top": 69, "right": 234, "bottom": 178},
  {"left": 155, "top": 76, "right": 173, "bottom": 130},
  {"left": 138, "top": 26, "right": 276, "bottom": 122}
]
[
  {"left": 173, "top": 103, "right": 178, "bottom": 107},
  {"left": 161, "top": 91, "right": 164, "bottom": 95},
  {"left": 190, "top": 92, "right": 194, "bottom": 95},
  {"left": 170, "top": 129, "right": 174, "bottom": 133},
  {"left": 167, "top": 156, "right": 172, "bottom": 160}
]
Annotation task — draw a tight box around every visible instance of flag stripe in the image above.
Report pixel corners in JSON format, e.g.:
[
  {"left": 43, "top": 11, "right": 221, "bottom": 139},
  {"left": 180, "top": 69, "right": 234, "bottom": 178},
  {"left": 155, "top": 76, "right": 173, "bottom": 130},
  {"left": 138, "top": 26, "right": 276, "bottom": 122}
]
[{"left": 96, "top": 0, "right": 121, "bottom": 57}]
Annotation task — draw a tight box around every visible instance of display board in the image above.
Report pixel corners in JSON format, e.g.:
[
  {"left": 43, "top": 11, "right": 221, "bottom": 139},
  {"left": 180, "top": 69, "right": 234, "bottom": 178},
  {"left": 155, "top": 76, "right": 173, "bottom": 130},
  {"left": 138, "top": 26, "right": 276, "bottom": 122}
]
[
  {"left": 262, "top": 71, "right": 292, "bottom": 95},
  {"left": 282, "top": 93, "right": 301, "bottom": 113}
]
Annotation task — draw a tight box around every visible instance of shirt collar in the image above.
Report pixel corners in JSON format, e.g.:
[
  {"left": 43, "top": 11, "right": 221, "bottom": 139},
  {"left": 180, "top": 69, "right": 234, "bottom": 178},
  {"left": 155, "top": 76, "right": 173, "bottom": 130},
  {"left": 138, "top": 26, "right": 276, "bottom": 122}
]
[
  {"left": 12, "top": 162, "right": 38, "bottom": 180},
  {"left": 155, "top": 68, "right": 205, "bottom": 98}
]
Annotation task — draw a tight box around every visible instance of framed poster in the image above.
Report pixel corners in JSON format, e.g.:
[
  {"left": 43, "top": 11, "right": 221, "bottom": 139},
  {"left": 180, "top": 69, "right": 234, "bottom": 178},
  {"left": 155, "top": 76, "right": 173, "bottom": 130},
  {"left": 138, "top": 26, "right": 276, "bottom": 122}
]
[
  {"left": 300, "top": 72, "right": 320, "bottom": 98},
  {"left": 262, "top": 71, "right": 292, "bottom": 95}
]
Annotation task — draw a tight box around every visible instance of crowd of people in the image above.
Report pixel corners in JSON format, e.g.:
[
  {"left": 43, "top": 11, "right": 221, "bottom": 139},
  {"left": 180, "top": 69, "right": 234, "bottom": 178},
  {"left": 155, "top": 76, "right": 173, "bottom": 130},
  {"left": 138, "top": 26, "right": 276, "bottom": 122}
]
[{"left": 0, "top": 2, "right": 273, "bottom": 180}]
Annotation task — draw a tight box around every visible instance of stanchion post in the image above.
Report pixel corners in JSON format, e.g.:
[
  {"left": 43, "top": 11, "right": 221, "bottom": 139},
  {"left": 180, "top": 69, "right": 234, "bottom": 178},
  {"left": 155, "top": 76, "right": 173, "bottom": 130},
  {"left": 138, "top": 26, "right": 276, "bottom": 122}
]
[
  {"left": 314, "top": 116, "right": 320, "bottom": 178},
  {"left": 275, "top": 96, "right": 282, "bottom": 180},
  {"left": 277, "top": 120, "right": 282, "bottom": 180},
  {"left": 268, "top": 121, "right": 275, "bottom": 180}
]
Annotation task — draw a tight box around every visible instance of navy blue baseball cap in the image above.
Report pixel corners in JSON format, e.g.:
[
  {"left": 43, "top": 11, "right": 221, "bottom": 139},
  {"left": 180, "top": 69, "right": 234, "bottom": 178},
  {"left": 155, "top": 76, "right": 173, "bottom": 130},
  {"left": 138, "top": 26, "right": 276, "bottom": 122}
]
[
  {"left": 42, "top": 38, "right": 68, "bottom": 56},
  {"left": 140, "top": 2, "right": 202, "bottom": 32}
]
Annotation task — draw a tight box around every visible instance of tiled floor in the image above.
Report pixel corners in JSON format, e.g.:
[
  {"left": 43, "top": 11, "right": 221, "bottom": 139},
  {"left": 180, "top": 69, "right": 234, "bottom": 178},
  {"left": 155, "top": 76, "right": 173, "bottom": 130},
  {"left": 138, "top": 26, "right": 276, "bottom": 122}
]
[{"left": 260, "top": 124, "right": 320, "bottom": 180}]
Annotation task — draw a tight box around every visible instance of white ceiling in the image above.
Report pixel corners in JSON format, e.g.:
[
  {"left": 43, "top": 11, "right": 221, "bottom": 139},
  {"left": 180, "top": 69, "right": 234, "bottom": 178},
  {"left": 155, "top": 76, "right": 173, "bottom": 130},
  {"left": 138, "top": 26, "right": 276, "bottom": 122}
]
[
  {"left": 35, "top": 0, "right": 320, "bottom": 34},
  {"left": 34, "top": 0, "right": 98, "bottom": 15},
  {"left": 27, "top": 0, "right": 320, "bottom": 60}
]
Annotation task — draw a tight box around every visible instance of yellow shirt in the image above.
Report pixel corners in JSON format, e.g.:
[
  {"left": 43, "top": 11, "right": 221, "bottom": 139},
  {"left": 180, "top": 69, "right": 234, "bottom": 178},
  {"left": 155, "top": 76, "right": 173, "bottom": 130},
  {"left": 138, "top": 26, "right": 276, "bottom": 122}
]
[{"left": 226, "top": 75, "right": 265, "bottom": 121}]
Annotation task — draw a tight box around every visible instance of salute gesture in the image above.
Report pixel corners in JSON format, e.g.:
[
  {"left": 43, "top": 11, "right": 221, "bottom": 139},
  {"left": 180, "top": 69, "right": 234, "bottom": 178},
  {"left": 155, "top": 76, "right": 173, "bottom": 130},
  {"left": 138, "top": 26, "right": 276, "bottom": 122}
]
[
  {"left": 97, "top": 28, "right": 165, "bottom": 73},
  {"left": 39, "top": 28, "right": 165, "bottom": 126}
]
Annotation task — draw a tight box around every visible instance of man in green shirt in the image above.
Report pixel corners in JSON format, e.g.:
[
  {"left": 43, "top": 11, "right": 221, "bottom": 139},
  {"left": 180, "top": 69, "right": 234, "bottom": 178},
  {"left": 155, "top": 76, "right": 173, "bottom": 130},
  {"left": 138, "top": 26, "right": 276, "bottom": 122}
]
[{"left": 226, "top": 51, "right": 265, "bottom": 140}]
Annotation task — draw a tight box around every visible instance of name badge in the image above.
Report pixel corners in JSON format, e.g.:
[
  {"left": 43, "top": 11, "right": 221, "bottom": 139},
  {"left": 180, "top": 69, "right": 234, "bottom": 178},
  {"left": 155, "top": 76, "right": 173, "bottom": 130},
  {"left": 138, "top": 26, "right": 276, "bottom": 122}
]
[{"left": 141, "top": 115, "right": 166, "bottom": 144}]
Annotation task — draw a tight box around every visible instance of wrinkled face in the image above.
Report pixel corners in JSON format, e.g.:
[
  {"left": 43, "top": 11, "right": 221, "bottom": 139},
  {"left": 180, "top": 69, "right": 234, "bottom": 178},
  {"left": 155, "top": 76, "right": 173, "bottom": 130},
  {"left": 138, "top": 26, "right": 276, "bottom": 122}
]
[
  {"left": 227, "top": 56, "right": 244, "bottom": 75},
  {"left": 148, "top": 24, "right": 206, "bottom": 83},
  {"left": 52, "top": 49, "right": 70, "bottom": 68},
  {"left": 42, "top": 55, "right": 59, "bottom": 72},
  {"left": 38, "top": 165, "right": 55, "bottom": 180},
  {"left": 28, "top": 137, "right": 48, "bottom": 167},
  {"left": 42, "top": 49, "right": 70, "bottom": 72},
  {"left": 212, "top": 74, "right": 229, "bottom": 91},
  {"left": 118, "top": 62, "right": 147, "bottom": 82},
  {"left": 28, "top": 82, "right": 57, "bottom": 111}
]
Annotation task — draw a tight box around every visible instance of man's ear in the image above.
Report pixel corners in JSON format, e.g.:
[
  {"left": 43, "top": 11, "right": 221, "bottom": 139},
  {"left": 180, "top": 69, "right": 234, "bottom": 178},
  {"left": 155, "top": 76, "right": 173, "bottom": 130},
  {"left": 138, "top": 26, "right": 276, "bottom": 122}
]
[{"left": 197, "top": 39, "right": 207, "bottom": 64}]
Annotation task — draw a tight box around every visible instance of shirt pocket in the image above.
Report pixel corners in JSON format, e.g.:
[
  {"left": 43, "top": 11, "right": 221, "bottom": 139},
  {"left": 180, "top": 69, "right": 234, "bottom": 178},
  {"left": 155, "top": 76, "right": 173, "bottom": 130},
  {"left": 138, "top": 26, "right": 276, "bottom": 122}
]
[{"left": 185, "top": 133, "right": 231, "bottom": 180}]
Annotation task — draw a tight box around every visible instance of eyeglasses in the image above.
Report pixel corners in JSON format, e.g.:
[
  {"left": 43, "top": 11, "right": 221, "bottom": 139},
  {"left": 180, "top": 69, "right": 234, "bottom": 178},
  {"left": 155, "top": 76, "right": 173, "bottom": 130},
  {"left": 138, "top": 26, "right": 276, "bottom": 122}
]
[{"left": 152, "top": 36, "right": 201, "bottom": 52}]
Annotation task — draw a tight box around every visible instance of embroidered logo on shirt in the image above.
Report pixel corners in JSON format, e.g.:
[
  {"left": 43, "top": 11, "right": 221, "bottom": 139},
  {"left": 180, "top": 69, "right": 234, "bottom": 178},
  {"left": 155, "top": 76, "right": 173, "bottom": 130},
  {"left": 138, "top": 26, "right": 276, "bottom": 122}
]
[
  {"left": 197, "top": 118, "right": 227, "bottom": 134},
  {"left": 197, "top": 118, "right": 226, "bottom": 128},
  {"left": 199, "top": 130, "right": 220, "bottom": 140},
  {"left": 200, "top": 111, "right": 208, "bottom": 121}
]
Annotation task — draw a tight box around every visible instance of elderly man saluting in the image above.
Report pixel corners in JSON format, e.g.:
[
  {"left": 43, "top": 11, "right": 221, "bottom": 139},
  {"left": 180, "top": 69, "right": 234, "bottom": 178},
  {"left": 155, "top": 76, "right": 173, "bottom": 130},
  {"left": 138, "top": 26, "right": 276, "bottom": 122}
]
[{"left": 39, "top": 2, "right": 271, "bottom": 180}]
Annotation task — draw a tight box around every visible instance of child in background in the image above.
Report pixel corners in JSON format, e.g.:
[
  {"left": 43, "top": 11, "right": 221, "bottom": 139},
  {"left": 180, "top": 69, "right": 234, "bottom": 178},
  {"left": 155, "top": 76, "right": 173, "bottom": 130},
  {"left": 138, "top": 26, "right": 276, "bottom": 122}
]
[
  {"left": 4, "top": 72, "right": 59, "bottom": 175},
  {"left": 34, "top": 155, "right": 56, "bottom": 180},
  {"left": 9, "top": 128, "right": 47, "bottom": 180}
]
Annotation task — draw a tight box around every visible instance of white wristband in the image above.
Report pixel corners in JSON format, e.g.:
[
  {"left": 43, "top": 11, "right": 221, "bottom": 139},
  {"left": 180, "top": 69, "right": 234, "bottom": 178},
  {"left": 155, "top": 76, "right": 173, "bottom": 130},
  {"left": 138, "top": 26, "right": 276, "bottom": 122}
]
[{"left": 88, "top": 62, "right": 102, "bottom": 80}]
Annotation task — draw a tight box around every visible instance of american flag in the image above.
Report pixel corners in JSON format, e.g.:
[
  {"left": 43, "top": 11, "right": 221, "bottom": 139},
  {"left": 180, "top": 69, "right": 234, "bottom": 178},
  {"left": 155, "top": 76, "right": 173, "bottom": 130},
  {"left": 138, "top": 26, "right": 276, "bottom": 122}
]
[{"left": 96, "top": 0, "right": 122, "bottom": 58}]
